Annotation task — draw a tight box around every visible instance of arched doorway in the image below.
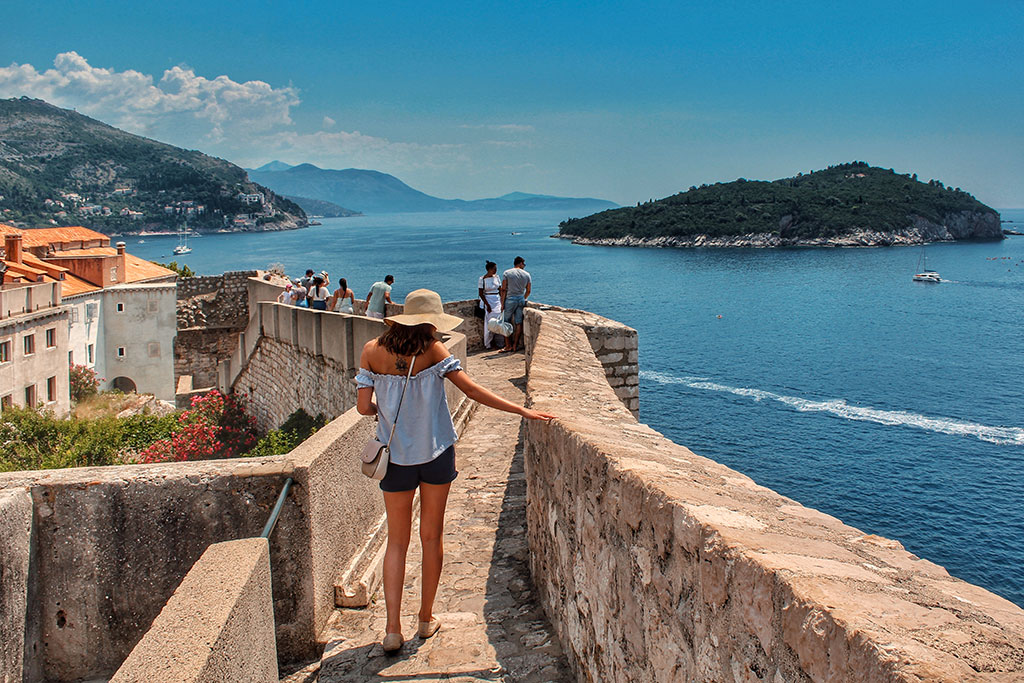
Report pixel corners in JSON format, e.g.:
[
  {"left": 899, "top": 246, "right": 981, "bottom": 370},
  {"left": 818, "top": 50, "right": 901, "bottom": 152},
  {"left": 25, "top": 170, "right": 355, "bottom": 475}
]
[{"left": 112, "top": 376, "right": 137, "bottom": 393}]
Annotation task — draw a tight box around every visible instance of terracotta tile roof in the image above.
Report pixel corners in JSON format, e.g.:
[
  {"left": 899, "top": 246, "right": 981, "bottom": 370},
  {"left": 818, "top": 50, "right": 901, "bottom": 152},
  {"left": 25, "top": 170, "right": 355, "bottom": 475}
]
[
  {"left": 124, "top": 253, "right": 176, "bottom": 283},
  {"left": 2, "top": 224, "right": 173, "bottom": 287},
  {"left": 20, "top": 252, "right": 71, "bottom": 279},
  {"left": 59, "top": 273, "right": 102, "bottom": 297},
  {"left": 1, "top": 260, "right": 48, "bottom": 281},
  {"left": 0, "top": 224, "right": 110, "bottom": 248},
  {"left": 48, "top": 247, "right": 118, "bottom": 257}
]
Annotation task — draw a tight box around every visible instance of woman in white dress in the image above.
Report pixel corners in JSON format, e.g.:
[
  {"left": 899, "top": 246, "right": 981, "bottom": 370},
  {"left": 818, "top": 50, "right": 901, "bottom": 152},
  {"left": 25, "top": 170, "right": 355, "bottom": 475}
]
[
  {"left": 478, "top": 261, "right": 502, "bottom": 349},
  {"left": 329, "top": 277, "right": 356, "bottom": 313}
]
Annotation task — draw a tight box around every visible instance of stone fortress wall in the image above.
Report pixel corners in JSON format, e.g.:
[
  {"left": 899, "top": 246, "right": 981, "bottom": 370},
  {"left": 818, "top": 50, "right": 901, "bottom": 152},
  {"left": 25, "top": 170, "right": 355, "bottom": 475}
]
[
  {"left": 522, "top": 307, "right": 1024, "bottom": 682},
  {"left": 174, "top": 270, "right": 258, "bottom": 393}
]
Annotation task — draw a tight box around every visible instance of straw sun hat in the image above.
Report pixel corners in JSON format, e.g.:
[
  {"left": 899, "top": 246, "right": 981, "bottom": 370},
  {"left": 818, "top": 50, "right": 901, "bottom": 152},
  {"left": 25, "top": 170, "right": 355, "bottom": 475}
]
[{"left": 385, "top": 289, "right": 463, "bottom": 331}]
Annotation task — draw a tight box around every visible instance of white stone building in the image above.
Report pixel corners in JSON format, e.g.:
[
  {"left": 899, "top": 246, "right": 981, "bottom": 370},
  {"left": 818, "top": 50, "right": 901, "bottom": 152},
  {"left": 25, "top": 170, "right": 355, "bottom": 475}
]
[
  {"left": 1, "top": 225, "right": 177, "bottom": 402},
  {"left": 0, "top": 241, "right": 71, "bottom": 415}
]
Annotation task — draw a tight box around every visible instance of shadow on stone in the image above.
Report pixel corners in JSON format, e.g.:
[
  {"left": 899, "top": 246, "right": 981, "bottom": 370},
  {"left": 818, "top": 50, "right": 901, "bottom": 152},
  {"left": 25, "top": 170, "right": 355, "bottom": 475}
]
[{"left": 481, "top": 420, "right": 573, "bottom": 681}]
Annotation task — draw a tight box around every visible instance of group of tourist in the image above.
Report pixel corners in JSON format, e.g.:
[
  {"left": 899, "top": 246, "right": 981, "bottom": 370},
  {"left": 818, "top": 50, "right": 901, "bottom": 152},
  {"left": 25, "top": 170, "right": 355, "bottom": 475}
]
[
  {"left": 277, "top": 267, "right": 392, "bottom": 316},
  {"left": 273, "top": 259, "right": 531, "bottom": 356},
  {"left": 477, "top": 256, "right": 530, "bottom": 352}
]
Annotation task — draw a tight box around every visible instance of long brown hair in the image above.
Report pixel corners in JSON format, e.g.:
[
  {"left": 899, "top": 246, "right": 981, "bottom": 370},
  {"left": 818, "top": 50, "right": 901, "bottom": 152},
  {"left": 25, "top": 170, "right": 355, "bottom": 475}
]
[{"left": 378, "top": 322, "right": 436, "bottom": 357}]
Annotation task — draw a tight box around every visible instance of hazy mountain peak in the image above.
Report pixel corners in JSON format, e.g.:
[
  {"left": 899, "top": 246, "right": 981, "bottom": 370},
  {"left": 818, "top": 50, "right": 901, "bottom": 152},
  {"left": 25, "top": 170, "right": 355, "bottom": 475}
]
[{"left": 251, "top": 160, "right": 294, "bottom": 172}]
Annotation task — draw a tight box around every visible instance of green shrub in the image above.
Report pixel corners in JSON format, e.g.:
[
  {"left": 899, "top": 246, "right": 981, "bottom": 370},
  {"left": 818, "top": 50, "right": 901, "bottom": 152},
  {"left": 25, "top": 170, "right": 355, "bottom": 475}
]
[
  {"left": 0, "top": 406, "right": 178, "bottom": 472},
  {"left": 244, "top": 408, "right": 326, "bottom": 458}
]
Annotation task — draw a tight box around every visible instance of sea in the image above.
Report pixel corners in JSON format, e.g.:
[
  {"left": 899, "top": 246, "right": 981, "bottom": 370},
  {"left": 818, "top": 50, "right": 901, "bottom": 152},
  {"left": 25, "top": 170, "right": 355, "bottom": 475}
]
[{"left": 129, "top": 208, "right": 1024, "bottom": 607}]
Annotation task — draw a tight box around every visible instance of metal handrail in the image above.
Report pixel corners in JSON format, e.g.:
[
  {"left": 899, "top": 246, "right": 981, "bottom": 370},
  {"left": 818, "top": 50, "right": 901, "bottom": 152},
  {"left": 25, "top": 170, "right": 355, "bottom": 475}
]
[{"left": 260, "top": 477, "right": 294, "bottom": 539}]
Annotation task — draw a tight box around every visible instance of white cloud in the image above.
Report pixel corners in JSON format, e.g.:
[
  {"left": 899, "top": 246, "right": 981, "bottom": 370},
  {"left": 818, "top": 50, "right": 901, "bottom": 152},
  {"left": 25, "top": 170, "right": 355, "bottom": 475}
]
[
  {"left": 0, "top": 51, "right": 297, "bottom": 142},
  {"left": 0, "top": 53, "right": 467, "bottom": 172}
]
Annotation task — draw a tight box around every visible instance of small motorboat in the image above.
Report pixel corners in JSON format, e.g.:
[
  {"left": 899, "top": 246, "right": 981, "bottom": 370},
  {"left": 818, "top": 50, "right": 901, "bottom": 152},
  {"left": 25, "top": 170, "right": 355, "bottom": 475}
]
[{"left": 913, "top": 270, "right": 941, "bottom": 283}]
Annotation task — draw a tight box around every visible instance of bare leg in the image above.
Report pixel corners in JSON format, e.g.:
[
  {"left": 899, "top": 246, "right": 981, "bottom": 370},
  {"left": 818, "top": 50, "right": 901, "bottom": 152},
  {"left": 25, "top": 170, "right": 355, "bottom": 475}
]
[
  {"left": 383, "top": 489, "right": 416, "bottom": 636},
  {"left": 512, "top": 323, "right": 523, "bottom": 352},
  {"left": 418, "top": 481, "right": 452, "bottom": 622}
]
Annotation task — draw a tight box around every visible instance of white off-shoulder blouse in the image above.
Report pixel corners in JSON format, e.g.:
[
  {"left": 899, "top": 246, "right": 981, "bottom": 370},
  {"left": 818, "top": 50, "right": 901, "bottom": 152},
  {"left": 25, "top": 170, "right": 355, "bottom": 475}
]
[{"left": 354, "top": 355, "right": 462, "bottom": 466}]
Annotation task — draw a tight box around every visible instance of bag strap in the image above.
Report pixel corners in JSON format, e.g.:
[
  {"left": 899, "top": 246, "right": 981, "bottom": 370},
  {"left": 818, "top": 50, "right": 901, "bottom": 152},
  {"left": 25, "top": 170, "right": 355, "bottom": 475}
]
[{"left": 385, "top": 354, "right": 417, "bottom": 451}]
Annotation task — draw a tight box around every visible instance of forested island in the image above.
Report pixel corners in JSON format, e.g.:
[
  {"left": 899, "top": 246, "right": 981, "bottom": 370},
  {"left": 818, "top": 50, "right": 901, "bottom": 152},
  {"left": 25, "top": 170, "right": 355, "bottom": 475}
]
[
  {"left": 558, "top": 163, "right": 1002, "bottom": 248},
  {"left": 0, "top": 97, "right": 306, "bottom": 234}
]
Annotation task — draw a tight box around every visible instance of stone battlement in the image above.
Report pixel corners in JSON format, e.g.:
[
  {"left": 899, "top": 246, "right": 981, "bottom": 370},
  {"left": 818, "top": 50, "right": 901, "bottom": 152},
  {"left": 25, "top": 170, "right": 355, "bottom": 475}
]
[{"left": 522, "top": 307, "right": 1024, "bottom": 681}]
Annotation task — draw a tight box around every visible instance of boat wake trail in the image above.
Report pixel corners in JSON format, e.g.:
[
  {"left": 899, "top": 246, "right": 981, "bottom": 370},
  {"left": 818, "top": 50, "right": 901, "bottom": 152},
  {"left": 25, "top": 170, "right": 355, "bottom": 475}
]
[{"left": 640, "top": 371, "right": 1024, "bottom": 446}]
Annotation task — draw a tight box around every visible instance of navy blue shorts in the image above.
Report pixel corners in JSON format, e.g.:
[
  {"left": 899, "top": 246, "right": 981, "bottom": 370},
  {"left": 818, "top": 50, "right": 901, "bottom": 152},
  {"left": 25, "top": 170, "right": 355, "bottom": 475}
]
[{"left": 380, "top": 445, "right": 458, "bottom": 492}]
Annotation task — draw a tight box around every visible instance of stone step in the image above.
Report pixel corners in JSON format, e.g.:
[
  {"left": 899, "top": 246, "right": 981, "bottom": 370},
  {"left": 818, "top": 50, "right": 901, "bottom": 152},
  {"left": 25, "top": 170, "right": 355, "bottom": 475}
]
[{"left": 333, "top": 511, "right": 389, "bottom": 608}]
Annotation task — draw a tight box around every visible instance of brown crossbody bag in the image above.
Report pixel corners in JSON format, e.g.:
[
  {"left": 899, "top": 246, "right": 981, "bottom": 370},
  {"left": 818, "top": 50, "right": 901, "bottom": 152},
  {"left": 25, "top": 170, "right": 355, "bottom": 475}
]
[{"left": 360, "top": 355, "right": 416, "bottom": 480}]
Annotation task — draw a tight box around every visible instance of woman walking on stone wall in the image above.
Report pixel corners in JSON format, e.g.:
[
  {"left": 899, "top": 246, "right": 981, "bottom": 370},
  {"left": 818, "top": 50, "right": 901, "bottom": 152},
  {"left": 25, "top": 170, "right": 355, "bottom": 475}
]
[{"left": 356, "top": 289, "right": 555, "bottom": 653}]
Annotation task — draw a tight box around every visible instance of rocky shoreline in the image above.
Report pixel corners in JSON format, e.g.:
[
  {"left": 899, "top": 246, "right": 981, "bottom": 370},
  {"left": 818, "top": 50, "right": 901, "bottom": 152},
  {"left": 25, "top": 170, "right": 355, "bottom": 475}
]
[{"left": 557, "top": 211, "right": 1005, "bottom": 248}]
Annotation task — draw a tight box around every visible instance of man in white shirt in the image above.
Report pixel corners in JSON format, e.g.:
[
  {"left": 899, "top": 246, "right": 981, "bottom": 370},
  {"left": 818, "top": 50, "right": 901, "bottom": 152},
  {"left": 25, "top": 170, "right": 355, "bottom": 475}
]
[{"left": 499, "top": 256, "right": 531, "bottom": 352}]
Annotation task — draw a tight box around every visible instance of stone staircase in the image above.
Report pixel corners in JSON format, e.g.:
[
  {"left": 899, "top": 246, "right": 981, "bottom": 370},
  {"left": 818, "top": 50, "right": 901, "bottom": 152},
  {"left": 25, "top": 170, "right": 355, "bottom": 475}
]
[{"left": 296, "top": 351, "right": 573, "bottom": 682}]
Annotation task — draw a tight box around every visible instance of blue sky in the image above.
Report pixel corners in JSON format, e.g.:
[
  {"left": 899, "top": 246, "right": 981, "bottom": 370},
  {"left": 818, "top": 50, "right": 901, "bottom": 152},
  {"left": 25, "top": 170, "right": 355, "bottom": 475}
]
[{"left": 1, "top": 1, "right": 1022, "bottom": 207}]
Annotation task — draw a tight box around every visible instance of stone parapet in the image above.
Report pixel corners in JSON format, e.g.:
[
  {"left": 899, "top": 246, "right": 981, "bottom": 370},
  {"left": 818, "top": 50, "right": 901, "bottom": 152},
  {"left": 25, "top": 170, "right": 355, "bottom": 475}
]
[
  {"left": 526, "top": 303, "right": 638, "bottom": 416},
  {"left": 0, "top": 406, "right": 390, "bottom": 680},
  {"left": 110, "top": 538, "right": 277, "bottom": 683},
  {"left": 223, "top": 301, "right": 467, "bottom": 432},
  {"left": 0, "top": 489, "right": 33, "bottom": 683},
  {"left": 522, "top": 308, "right": 1024, "bottom": 682}
]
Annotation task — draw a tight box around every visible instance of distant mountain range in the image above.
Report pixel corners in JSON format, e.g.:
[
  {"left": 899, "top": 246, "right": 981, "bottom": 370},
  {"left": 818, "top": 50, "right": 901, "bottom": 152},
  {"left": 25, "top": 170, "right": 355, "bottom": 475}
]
[
  {"left": 247, "top": 161, "right": 618, "bottom": 215},
  {"left": 0, "top": 98, "right": 305, "bottom": 233}
]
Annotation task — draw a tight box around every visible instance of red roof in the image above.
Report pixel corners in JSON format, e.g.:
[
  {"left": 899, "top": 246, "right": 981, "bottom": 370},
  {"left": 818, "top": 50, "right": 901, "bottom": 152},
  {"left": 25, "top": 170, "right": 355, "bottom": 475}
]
[{"left": 0, "top": 224, "right": 110, "bottom": 248}]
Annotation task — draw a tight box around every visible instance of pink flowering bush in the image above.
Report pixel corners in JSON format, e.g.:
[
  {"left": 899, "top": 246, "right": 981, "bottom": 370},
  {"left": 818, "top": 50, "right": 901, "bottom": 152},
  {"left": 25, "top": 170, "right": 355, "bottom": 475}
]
[{"left": 138, "top": 391, "right": 258, "bottom": 464}]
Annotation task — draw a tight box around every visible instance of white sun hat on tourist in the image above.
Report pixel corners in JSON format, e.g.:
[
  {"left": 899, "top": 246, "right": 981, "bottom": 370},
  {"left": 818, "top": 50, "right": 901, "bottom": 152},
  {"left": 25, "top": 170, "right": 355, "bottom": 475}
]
[{"left": 385, "top": 288, "right": 463, "bottom": 332}]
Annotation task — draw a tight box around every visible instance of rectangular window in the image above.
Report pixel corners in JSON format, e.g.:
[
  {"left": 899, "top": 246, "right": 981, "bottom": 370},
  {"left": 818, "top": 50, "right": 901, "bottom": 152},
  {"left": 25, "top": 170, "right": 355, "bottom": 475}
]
[
  {"left": 23, "top": 334, "right": 35, "bottom": 355},
  {"left": 1, "top": 395, "right": 11, "bottom": 411},
  {"left": 0, "top": 341, "right": 9, "bottom": 363},
  {"left": 147, "top": 299, "right": 159, "bottom": 313},
  {"left": 47, "top": 376, "right": 56, "bottom": 402},
  {"left": 117, "top": 347, "right": 126, "bottom": 357},
  {"left": 116, "top": 302, "right": 125, "bottom": 312},
  {"left": 71, "top": 307, "right": 80, "bottom": 323},
  {"left": 46, "top": 328, "right": 56, "bottom": 348},
  {"left": 87, "top": 344, "right": 94, "bottom": 363},
  {"left": 25, "top": 385, "right": 36, "bottom": 407},
  {"left": 147, "top": 342, "right": 160, "bottom": 358}
]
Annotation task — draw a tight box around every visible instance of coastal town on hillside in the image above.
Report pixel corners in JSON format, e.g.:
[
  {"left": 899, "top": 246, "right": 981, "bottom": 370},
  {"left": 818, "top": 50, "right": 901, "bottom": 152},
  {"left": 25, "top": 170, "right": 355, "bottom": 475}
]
[{"left": 1, "top": 187, "right": 282, "bottom": 233}]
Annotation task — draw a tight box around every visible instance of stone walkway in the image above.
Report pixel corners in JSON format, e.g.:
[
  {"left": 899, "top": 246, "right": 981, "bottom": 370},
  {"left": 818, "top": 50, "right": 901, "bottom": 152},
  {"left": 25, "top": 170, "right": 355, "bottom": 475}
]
[{"left": 315, "top": 350, "right": 573, "bottom": 682}]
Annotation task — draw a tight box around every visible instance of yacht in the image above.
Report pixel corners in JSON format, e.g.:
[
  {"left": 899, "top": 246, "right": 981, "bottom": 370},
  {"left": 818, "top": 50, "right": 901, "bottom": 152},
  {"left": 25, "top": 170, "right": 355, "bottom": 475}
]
[
  {"left": 913, "top": 245, "right": 940, "bottom": 283},
  {"left": 173, "top": 227, "right": 192, "bottom": 255}
]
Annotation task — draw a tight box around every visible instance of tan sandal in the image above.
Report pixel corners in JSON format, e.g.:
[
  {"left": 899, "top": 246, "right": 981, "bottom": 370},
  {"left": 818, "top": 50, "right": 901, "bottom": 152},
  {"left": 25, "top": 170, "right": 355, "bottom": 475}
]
[
  {"left": 382, "top": 632, "right": 404, "bottom": 653},
  {"left": 418, "top": 618, "right": 441, "bottom": 639}
]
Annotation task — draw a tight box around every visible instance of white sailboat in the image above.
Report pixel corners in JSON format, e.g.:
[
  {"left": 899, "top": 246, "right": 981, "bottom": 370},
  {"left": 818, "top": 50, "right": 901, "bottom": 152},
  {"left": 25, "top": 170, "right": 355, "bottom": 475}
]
[
  {"left": 173, "top": 227, "right": 192, "bottom": 255},
  {"left": 913, "top": 244, "right": 940, "bottom": 283}
]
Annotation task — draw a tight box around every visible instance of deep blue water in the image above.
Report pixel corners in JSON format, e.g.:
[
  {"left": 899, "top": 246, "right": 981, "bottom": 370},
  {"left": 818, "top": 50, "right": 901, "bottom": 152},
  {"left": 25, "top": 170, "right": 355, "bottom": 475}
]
[{"left": 130, "top": 209, "right": 1024, "bottom": 606}]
